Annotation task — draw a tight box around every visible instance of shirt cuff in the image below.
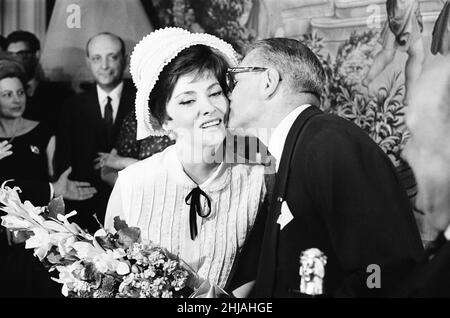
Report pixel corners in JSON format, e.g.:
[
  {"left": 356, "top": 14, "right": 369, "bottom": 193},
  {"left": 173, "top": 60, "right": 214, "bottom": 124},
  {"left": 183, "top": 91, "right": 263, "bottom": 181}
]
[{"left": 49, "top": 182, "right": 55, "bottom": 201}]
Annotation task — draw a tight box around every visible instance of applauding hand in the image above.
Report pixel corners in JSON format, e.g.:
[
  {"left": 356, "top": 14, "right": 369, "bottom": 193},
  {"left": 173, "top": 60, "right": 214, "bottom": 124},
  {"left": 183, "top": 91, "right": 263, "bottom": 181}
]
[
  {"left": 0, "top": 141, "right": 13, "bottom": 160},
  {"left": 52, "top": 167, "right": 97, "bottom": 200},
  {"left": 94, "top": 148, "right": 137, "bottom": 171}
]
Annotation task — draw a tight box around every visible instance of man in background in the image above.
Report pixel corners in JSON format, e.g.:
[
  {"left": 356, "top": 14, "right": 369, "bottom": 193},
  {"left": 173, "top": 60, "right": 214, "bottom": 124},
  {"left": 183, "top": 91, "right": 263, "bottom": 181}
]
[
  {"left": 55, "top": 32, "right": 135, "bottom": 232},
  {"left": 6, "top": 30, "right": 73, "bottom": 134}
]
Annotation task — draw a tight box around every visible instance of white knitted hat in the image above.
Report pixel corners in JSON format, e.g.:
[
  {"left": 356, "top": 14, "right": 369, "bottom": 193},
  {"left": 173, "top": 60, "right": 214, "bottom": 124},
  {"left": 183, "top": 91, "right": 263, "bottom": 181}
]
[{"left": 130, "top": 27, "right": 239, "bottom": 139}]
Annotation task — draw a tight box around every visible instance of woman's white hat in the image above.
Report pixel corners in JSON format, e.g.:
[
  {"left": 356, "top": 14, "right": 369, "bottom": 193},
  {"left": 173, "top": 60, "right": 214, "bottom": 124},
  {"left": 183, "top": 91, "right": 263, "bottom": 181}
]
[{"left": 130, "top": 27, "right": 239, "bottom": 139}]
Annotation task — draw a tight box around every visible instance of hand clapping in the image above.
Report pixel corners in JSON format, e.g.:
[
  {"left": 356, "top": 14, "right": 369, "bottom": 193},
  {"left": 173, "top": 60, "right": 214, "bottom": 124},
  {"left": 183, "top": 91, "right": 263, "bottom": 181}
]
[
  {"left": 0, "top": 140, "right": 13, "bottom": 160},
  {"left": 94, "top": 148, "right": 130, "bottom": 170},
  {"left": 52, "top": 167, "right": 97, "bottom": 201}
]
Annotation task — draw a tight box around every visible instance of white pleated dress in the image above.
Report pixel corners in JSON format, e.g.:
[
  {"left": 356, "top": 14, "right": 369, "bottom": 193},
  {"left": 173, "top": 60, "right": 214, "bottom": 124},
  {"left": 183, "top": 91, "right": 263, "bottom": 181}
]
[{"left": 105, "top": 145, "right": 266, "bottom": 288}]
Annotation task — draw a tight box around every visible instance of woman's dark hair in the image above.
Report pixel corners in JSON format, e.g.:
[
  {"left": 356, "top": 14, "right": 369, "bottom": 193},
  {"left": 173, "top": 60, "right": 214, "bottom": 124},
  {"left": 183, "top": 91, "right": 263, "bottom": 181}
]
[
  {"left": 0, "top": 53, "right": 27, "bottom": 87},
  {"left": 148, "top": 44, "right": 231, "bottom": 125}
]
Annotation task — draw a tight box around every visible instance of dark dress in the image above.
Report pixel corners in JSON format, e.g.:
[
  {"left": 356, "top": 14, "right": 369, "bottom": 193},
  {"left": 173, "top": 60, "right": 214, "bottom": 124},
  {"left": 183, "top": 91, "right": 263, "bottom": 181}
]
[
  {"left": 24, "top": 81, "right": 74, "bottom": 135},
  {"left": 0, "top": 123, "right": 62, "bottom": 298},
  {"left": 115, "top": 111, "right": 174, "bottom": 160}
]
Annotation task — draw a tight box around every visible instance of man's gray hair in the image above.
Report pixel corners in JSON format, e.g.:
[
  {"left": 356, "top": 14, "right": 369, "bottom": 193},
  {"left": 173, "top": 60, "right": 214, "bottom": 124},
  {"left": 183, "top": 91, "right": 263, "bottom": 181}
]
[{"left": 246, "top": 38, "right": 325, "bottom": 98}]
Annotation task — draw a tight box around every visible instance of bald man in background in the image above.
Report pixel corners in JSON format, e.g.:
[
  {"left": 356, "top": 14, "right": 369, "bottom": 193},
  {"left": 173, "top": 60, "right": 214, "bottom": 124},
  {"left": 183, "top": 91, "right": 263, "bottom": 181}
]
[{"left": 55, "top": 32, "right": 135, "bottom": 232}]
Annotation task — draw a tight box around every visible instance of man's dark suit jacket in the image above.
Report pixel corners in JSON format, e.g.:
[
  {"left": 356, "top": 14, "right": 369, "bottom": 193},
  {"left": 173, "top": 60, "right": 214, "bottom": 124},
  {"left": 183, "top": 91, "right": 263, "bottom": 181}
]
[
  {"left": 253, "top": 105, "right": 425, "bottom": 297},
  {"left": 391, "top": 233, "right": 450, "bottom": 297},
  {"left": 54, "top": 80, "right": 135, "bottom": 232}
]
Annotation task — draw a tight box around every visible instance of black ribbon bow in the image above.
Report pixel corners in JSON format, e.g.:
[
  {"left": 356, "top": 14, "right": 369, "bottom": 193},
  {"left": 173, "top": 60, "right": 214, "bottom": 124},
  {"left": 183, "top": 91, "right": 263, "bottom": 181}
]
[{"left": 185, "top": 186, "right": 212, "bottom": 240}]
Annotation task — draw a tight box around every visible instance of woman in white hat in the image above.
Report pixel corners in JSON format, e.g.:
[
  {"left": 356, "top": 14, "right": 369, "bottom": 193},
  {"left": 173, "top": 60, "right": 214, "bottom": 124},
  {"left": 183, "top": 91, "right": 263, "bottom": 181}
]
[{"left": 104, "top": 28, "right": 269, "bottom": 297}]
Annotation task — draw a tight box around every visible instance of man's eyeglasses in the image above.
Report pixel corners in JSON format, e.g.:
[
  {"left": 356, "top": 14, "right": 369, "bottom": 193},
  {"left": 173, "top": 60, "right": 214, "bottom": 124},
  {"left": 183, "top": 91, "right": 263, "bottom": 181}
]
[
  {"left": 226, "top": 66, "right": 321, "bottom": 99},
  {"left": 7, "top": 50, "right": 35, "bottom": 58},
  {"left": 226, "top": 67, "right": 268, "bottom": 90}
]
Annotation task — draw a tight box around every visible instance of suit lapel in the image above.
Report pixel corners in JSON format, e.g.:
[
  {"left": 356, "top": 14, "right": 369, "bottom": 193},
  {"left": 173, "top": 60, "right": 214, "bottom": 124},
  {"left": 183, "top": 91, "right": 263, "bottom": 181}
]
[
  {"left": 84, "top": 87, "right": 109, "bottom": 151},
  {"left": 85, "top": 87, "right": 105, "bottom": 130},
  {"left": 276, "top": 105, "right": 322, "bottom": 200},
  {"left": 257, "top": 105, "right": 322, "bottom": 296}
]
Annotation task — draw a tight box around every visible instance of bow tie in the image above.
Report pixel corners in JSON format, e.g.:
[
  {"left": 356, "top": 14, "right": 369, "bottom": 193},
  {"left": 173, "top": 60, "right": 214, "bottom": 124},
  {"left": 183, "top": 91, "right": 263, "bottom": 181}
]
[{"left": 185, "top": 186, "right": 212, "bottom": 240}]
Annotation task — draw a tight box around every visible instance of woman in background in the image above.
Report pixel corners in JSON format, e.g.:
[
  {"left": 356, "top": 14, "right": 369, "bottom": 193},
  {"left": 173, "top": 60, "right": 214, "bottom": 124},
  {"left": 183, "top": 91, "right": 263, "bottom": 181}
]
[{"left": 0, "top": 57, "right": 96, "bottom": 297}]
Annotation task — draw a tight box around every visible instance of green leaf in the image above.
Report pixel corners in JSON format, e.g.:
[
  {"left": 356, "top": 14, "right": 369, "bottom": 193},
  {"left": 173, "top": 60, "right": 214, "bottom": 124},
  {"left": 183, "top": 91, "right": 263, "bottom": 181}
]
[
  {"left": 113, "top": 216, "right": 129, "bottom": 232},
  {"left": 116, "top": 227, "right": 141, "bottom": 249},
  {"left": 95, "top": 233, "right": 117, "bottom": 250},
  {"left": 46, "top": 248, "right": 62, "bottom": 264},
  {"left": 48, "top": 196, "right": 65, "bottom": 218}
]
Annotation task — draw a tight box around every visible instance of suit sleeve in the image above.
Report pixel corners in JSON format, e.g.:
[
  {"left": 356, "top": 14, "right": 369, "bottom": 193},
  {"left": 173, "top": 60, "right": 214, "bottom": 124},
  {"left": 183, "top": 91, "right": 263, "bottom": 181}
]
[
  {"left": 305, "top": 128, "right": 424, "bottom": 297},
  {"left": 390, "top": 239, "right": 450, "bottom": 297}
]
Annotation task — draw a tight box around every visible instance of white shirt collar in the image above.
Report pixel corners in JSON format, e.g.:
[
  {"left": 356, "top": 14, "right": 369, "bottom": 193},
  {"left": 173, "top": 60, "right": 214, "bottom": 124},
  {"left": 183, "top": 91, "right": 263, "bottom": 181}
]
[
  {"left": 96, "top": 81, "right": 124, "bottom": 120},
  {"left": 444, "top": 223, "right": 450, "bottom": 240},
  {"left": 268, "top": 104, "right": 312, "bottom": 172}
]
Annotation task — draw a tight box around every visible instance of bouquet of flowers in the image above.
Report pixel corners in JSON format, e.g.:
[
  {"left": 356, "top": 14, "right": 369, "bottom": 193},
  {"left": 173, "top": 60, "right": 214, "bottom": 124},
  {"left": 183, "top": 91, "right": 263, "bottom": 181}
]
[{"left": 0, "top": 182, "right": 199, "bottom": 298}]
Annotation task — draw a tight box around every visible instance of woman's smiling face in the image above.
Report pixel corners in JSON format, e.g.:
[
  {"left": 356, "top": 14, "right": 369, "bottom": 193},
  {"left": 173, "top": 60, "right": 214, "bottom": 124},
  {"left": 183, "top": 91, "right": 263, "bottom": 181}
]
[
  {"left": 0, "top": 77, "right": 26, "bottom": 119},
  {"left": 163, "top": 70, "right": 228, "bottom": 148}
]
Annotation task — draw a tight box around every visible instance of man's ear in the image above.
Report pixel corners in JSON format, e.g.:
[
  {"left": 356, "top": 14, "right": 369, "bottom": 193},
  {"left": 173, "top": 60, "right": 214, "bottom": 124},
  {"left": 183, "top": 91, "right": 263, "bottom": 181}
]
[
  {"left": 262, "top": 67, "right": 281, "bottom": 99},
  {"left": 35, "top": 49, "right": 41, "bottom": 60},
  {"left": 85, "top": 55, "right": 91, "bottom": 68}
]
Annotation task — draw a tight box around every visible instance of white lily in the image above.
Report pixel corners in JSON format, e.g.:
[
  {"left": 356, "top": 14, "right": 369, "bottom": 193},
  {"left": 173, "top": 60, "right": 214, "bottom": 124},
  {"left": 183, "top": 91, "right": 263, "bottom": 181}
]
[
  {"left": 56, "top": 211, "right": 89, "bottom": 237},
  {"left": 43, "top": 220, "right": 72, "bottom": 233},
  {"left": 1, "top": 214, "right": 34, "bottom": 230},
  {"left": 93, "top": 250, "right": 130, "bottom": 275},
  {"left": 0, "top": 185, "right": 46, "bottom": 228},
  {"left": 52, "top": 262, "right": 85, "bottom": 297},
  {"left": 22, "top": 200, "right": 45, "bottom": 225},
  {"left": 25, "top": 227, "right": 51, "bottom": 260},
  {"left": 57, "top": 235, "right": 78, "bottom": 257},
  {"left": 71, "top": 241, "right": 129, "bottom": 275}
]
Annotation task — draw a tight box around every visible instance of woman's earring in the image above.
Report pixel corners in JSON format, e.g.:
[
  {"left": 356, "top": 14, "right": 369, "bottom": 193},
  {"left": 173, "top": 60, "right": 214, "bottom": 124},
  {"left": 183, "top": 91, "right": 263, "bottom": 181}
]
[{"left": 167, "top": 130, "right": 177, "bottom": 141}]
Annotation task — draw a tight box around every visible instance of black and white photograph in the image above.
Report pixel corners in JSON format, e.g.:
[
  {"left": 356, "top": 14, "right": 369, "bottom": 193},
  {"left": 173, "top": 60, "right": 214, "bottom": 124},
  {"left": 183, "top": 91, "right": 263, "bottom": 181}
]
[{"left": 0, "top": 0, "right": 449, "bottom": 303}]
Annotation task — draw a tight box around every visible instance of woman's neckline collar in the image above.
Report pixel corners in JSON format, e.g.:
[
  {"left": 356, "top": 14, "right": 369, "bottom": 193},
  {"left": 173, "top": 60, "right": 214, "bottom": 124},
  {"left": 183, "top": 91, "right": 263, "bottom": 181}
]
[{"left": 165, "top": 145, "right": 230, "bottom": 191}]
